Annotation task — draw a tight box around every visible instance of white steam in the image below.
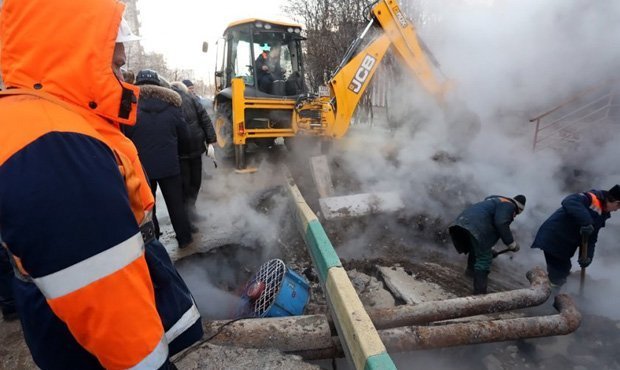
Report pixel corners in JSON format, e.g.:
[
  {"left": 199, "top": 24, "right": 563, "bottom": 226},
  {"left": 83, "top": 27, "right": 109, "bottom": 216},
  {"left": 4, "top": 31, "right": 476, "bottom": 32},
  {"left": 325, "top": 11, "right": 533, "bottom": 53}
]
[{"left": 331, "top": 0, "right": 620, "bottom": 316}]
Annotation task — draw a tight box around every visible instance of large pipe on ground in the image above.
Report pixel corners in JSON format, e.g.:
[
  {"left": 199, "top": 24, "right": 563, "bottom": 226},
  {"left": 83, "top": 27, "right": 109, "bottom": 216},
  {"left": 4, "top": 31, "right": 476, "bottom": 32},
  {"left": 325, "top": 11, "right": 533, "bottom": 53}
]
[
  {"left": 205, "top": 279, "right": 581, "bottom": 359},
  {"left": 381, "top": 293, "right": 580, "bottom": 350},
  {"left": 294, "top": 294, "right": 581, "bottom": 360},
  {"left": 203, "top": 315, "right": 333, "bottom": 352},
  {"left": 203, "top": 267, "right": 550, "bottom": 348},
  {"left": 370, "top": 266, "right": 551, "bottom": 329},
  {"left": 204, "top": 294, "right": 580, "bottom": 359}
]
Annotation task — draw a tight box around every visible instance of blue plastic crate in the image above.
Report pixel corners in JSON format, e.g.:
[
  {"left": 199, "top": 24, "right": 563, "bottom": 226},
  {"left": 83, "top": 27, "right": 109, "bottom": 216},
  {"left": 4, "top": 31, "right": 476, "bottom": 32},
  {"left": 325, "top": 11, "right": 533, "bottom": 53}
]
[{"left": 263, "top": 268, "right": 310, "bottom": 317}]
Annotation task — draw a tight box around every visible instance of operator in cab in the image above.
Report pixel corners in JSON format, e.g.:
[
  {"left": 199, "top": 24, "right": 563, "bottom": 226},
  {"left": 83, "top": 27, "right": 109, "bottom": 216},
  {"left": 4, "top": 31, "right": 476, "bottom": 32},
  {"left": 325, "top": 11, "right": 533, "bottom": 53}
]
[{"left": 255, "top": 43, "right": 282, "bottom": 93}]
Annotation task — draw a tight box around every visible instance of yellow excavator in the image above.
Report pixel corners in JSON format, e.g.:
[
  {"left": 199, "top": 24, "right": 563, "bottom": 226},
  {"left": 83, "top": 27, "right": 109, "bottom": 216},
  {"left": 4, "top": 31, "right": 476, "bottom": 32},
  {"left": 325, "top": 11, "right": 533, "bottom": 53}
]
[{"left": 209, "top": 0, "right": 454, "bottom": 170}]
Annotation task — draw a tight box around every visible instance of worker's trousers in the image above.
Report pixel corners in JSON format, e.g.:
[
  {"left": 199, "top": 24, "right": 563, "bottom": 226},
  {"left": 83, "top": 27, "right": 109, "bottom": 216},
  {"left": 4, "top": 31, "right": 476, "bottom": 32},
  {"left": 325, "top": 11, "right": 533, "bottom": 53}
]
[
  {"left": 180, "top": 156, "right": 203, "bottom": 218},
  {"left": 150, "top": 175, "right": 193, "bottom": 245},
  {"left": 544, "top": 252, "right": 571, "bottom": 286}
]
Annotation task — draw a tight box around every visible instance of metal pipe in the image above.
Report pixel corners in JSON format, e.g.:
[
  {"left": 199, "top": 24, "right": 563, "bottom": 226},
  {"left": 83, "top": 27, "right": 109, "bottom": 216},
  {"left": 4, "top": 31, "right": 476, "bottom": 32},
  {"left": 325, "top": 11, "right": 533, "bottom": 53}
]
[
  {"left": 203, "top": 315, "right": 332, "bottom": 352},
  {"left": 381, "top": 294, "right": 580, "bottom": 351},
  {"left": 295, "top": 294, "right": 581, "bottom": 360},
  {"left": 203, "top": 296, "right": 578, "bottom": 360},
  {"left": 203, "top": 268, "right": 552, "bottom": 350},
  {"left": 369, "top": 266, "right": 551, "bottom": 329}
]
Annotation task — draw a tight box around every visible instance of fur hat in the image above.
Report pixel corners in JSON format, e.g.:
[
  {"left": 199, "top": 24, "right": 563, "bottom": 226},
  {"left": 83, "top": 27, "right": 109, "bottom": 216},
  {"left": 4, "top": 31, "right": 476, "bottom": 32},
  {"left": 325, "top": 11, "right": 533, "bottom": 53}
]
[
  {"left": 182, "top": 79, "right": 194, "bottom": 88},
  {"left": 135, "top": 69, "right": 160, "bottom": 86},
  {"left": 513, "top": 194, "right": 526, "bottom": 213}
]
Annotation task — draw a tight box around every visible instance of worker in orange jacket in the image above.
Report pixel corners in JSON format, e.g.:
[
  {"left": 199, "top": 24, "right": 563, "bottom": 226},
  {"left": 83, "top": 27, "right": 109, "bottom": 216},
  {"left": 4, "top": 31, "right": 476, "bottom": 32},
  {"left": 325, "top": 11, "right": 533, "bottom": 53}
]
[{"left": 0, "top": 0, "right": 202, "bottom": 368}]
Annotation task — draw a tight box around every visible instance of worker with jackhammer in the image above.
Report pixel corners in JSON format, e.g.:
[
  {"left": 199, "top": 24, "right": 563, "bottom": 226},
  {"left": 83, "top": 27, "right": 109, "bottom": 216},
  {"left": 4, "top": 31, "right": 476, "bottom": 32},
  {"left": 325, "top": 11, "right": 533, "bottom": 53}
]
[
  {"left": 449, "top": 195, "right": 526, "bottom": 294},
  {"left": 531, "top": 185, "right": 620, "bottom": 290},
  {"left": 0, "top": 0, "right": 202, "bottom": 368}
]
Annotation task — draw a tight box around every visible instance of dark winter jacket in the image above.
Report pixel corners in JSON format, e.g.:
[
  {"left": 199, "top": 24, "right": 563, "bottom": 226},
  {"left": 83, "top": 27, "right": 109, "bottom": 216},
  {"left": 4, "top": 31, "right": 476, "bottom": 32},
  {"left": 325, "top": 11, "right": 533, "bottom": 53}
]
[
  {"left": 171, "top": 87, "right": 216, "bottom": 159},
  {"left": 450, "top": 195, "right": 519, "bottom": 252},
  {"left": 125, "top": 85, "right": 190, "bottom": 179},
  {"left": 255, "top": 53, "right": 270, "bottom": 80},
  {"left": 531, "top": 190, "right": 610, "bottom": 260}
]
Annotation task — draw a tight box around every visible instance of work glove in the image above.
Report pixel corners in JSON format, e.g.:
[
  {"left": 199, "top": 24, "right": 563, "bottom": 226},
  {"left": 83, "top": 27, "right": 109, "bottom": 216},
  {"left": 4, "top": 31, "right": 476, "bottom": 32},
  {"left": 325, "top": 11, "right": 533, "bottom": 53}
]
[
  {"left": 206, "top": 144, "right": 216, "bottom": 160},
  {"left": 579, "top": 224, "right": 594, "bottom": 237},
  {"left": 578, "top": 256, "right": 592, "bottom": 268},
  {"left": 507, "top": 241, "right": 520, "bottom": 252}
]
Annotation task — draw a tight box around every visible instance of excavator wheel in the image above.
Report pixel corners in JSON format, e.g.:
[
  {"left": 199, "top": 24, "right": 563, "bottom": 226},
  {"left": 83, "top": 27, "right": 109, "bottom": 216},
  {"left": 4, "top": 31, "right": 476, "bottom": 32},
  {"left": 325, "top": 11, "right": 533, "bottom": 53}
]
[{"left": 214, "top": 101, "right": 235, "bottom": 158}]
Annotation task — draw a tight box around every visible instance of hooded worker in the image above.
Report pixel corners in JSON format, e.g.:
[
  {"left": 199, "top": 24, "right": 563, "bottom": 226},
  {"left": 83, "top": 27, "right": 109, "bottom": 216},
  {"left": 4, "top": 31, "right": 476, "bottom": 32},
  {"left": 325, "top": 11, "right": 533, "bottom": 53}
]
[
  {"left": 0, "top": 0, "right": 202, "bottom": 368},
  {"left": 531, "top": 185, "right": 620, "bottom": 288},
  {"left": 449, "top": 194, "right": 526, "bottom": 294}
]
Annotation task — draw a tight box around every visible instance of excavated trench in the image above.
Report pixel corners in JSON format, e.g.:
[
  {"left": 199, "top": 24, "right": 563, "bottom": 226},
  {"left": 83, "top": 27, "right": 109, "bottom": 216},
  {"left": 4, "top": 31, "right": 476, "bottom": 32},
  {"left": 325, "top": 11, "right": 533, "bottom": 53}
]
[
  {"left": 3, "top": 146, "right": 620, "bottom": 370},
  {"left": 175, "top": 149, "right": 620, "bottom": 369}
]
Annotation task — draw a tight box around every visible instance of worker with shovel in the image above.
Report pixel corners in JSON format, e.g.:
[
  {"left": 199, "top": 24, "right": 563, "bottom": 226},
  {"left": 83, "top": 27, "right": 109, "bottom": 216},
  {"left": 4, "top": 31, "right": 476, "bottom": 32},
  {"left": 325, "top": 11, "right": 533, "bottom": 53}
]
[
  {"left": 532, "top": 185, "right": 620, "bottom": 291},
  {"left": 449, "top": 195, "right": 526, "bottom": 295}
]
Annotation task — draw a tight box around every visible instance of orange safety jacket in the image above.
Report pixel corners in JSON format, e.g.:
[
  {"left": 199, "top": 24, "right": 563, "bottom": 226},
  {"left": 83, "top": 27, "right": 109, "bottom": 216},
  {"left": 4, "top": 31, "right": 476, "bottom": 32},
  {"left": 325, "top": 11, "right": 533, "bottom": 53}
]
[{"left": 0, "top": 0, "right": 182, "bottom": 368}]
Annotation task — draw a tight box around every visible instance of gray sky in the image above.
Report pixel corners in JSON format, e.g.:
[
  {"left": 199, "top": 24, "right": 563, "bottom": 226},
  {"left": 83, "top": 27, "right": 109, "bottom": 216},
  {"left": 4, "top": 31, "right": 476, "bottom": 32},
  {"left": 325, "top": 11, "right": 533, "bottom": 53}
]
[{"left": 137, "top": 0, "right": 290, "bottom": 81}]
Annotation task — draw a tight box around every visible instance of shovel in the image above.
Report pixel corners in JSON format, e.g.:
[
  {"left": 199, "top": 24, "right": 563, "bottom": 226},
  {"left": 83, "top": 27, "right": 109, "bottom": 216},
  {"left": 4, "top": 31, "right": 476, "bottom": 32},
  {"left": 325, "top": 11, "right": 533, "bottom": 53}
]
[
  {"left": 492, "top": 244, "right": 519, "bottom": 258},
  {"left": 579, "top": 234, "right": 588, "bottom": 296},
  {"left": 492, "top": 247, "right": 512, "bottom": 258}
]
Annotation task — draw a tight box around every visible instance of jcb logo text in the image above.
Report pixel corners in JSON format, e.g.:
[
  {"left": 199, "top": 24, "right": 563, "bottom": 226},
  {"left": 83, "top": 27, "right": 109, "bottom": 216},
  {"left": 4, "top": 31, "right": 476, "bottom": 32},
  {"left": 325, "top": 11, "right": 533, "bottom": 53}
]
[
  {"left": 348, "top": 55, "right": 376, "bottom": 94},
  {"left": 395, "top": 9, "right": 408, "bottom": 28}
]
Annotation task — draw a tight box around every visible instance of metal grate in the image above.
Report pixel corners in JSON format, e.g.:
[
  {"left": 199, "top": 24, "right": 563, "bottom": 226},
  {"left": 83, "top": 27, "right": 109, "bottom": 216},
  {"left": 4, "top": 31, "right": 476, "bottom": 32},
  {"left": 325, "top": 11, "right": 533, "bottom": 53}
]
[{"left": 252, "top": 259, "right": 286, "bottom": 317}]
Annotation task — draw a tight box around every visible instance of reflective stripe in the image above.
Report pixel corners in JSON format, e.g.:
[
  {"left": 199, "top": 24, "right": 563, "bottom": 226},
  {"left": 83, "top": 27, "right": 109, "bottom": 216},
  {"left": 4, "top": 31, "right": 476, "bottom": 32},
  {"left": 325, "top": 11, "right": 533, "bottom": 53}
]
[
  {"left": 129, "top": 336, "right": 168, "bottom": 370},
  {"left": 587, "top": 192, "right": 602, "bottom": 215},
  {"left": 165, "top": 302, "right": 201, "bottom": 343},
  {"left": 34, "top": 233, "right": 144, "bottom": 299}
]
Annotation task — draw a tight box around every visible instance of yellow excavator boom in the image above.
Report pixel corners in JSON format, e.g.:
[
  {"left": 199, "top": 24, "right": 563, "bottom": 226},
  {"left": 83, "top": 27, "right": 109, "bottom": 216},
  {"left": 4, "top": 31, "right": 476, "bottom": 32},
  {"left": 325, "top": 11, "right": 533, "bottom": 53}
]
[
  {"left": 325, "top": 0, "right": 448, "bottom": 138},
  {"left": 212, "top": 0, "right": 452, "bottom": 170}
]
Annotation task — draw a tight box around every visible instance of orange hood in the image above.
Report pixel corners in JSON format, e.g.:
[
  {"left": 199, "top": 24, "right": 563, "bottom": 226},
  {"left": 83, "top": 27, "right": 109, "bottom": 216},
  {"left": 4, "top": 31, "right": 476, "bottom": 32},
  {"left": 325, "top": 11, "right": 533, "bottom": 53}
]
[{"left": 0, "top": 0, "right": 140, "bottom": 125}]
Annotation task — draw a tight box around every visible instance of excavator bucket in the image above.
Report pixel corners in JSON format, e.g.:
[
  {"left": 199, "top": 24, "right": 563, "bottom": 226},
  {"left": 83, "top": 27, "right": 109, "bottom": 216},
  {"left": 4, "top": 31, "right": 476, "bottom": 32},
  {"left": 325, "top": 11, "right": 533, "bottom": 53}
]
[{"left": 310, "top": 155, "right": 404, "bottom": 220}]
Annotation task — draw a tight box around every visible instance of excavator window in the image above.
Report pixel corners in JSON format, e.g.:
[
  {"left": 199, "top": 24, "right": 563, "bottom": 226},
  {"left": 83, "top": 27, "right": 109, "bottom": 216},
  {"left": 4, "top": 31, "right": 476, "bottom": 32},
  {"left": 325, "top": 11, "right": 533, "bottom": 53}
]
[
  {"left": 228, "top": 29, "right": 255, "bottom": 86},
  {"left": 222, "top": 24, "right": 306, "bottom": 94}
]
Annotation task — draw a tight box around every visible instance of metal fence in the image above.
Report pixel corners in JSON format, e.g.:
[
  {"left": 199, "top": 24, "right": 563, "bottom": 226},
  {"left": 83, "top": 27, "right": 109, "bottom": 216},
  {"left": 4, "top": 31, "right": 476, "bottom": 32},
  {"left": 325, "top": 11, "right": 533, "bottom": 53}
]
[{"left": 530, "top": 82, "right": 619, "bottom": 152}]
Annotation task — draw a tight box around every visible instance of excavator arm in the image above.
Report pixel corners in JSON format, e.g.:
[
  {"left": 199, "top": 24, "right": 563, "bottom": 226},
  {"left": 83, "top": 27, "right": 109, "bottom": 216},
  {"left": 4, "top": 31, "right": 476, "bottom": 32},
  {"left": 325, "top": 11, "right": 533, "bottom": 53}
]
[{"left": 322, "top": 0, "right": 449, "bottom": 138}]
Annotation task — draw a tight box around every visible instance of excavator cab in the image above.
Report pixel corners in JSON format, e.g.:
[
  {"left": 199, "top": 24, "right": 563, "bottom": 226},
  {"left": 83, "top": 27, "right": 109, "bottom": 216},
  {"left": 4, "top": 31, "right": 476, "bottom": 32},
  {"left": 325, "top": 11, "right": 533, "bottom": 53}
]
[
  {"left": 211, "top": 0, "right": 475, "bottom": 171},
  {"left": 215, "top": 19, "right": 306, "bottom": 97},
  {"left": 213, "top": 19, "right": 308, "bottom": 169}
]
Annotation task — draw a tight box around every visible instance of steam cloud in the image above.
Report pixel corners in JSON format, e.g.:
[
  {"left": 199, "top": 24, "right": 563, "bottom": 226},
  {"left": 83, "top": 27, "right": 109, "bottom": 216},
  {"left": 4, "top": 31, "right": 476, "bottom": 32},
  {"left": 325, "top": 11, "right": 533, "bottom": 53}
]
[
  {"left": 170, "top": 0, "right": 620, "bottom": 325},
  {"left": 331, "top": 0, "right": 620, "bottom": 319}
]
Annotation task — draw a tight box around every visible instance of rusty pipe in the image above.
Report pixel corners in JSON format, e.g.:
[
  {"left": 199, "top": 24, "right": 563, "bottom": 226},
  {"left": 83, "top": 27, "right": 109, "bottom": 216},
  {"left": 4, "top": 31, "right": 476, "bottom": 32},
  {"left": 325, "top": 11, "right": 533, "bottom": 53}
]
[
  {"left": 203, "top": 268, "right": 552, "bottom": 350},
  {"left": 295, "top": 294, "right": 581, "bottom": 360},
  {"left": 203, "top": 315, "right": 333, "bottom": 352},
  {"left": 369, "top": 266, "right": 550, "bottom": 329},
  {"left": 380, "top": 294, "right": 581, "bottom": 351}
]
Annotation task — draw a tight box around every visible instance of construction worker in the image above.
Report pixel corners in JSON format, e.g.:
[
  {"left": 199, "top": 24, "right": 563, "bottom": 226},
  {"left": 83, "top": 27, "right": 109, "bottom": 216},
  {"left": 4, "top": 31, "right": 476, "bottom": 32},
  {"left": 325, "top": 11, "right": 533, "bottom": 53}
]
[
  {"left": 125, "top": 69, "right": 195, "bottom": 247},
  {"left": 0, "top": 1, "right": 202, "bottom": 368},
  {"left": 449, "top": 195, "right": 526, "bottom": 294},
  {"left": 531, "top": 185, "right": 620, "bottom": 288}
]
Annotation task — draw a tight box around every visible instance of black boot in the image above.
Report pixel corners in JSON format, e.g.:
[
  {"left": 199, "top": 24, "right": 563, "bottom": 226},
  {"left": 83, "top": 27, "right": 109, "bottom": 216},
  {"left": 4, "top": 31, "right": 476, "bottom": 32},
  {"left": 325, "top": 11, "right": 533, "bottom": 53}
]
[{"left": 473, "top": 270, "right": 488, "bottom": 295}]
